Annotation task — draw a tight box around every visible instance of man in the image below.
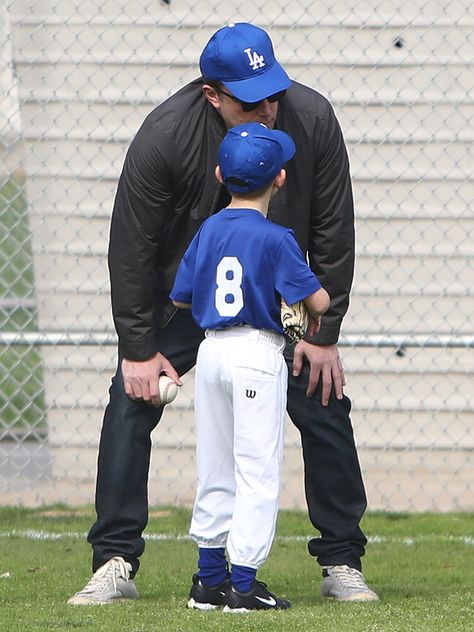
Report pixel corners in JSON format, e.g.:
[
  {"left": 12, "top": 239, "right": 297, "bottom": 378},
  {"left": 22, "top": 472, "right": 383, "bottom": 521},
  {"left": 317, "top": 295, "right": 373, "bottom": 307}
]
[{"left": 67, "top": 22, "right": 379, "bottom": 606}]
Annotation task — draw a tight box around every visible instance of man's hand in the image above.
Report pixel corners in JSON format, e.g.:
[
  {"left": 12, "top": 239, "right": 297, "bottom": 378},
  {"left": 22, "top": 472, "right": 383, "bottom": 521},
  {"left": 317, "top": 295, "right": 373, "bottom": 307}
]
[
  {"left": 122, "top": 353, "right": 182, "bottom": 407},
  {"left": 292, "top": 342, "right": 346, "bottom": 405}
]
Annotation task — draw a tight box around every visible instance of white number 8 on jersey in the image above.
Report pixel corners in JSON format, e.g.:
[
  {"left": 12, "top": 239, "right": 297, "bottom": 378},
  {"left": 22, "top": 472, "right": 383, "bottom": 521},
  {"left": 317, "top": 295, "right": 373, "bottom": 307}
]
[{"left": 215, "top": 256, "right": 244, "bottom": 317}]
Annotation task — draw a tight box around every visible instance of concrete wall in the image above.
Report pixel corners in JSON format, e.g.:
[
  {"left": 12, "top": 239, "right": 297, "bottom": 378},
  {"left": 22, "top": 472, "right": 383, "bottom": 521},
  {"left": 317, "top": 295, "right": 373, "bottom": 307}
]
[{"left": 5, "top": 0, "right": 473, "bottom": 509}]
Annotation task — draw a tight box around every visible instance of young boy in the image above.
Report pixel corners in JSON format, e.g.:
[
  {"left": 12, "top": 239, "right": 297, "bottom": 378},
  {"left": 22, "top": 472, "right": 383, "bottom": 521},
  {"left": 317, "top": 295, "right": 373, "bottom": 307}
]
[{"left": 170, "top": 122, "right": 330, "bottom": 613}]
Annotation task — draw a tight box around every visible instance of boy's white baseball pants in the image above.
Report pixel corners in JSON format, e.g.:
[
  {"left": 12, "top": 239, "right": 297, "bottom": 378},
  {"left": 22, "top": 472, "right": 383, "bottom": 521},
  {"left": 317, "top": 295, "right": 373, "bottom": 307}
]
[{"left": 189, "top": 326, "right": 288, "bottom": 569}]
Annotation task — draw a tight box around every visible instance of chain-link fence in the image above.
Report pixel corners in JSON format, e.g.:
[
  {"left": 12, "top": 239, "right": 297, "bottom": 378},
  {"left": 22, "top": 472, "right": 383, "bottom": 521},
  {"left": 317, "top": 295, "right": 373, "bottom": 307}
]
[{"left": 1, "top": 0, "right": 473, "bottom": 511}]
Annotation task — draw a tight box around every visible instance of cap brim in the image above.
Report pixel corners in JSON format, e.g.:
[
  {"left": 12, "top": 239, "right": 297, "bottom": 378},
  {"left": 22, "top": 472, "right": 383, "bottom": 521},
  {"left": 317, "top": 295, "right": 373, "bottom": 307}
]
[
  {"left": 269, "top": 130, "right": 296, "bottom": 163},
  {"left": 222, "top": 61, "right": 291, "bottom": 103}
]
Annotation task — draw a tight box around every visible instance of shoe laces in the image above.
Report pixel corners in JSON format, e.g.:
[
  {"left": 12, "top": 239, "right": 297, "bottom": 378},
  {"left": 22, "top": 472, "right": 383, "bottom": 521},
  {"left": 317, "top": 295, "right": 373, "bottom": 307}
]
[
  {"left": 79, "top": 557, "right": 131, "bottom": 595},
  {"left": 327, "top": 565, "right": 368, "bottom": 590}
]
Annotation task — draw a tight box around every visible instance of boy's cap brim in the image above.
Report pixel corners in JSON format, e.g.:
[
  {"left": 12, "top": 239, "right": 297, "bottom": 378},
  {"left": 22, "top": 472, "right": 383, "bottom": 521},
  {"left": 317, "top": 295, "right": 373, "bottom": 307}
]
[{"left": 251, "top": 127, "right": 296, "bottom": 164}]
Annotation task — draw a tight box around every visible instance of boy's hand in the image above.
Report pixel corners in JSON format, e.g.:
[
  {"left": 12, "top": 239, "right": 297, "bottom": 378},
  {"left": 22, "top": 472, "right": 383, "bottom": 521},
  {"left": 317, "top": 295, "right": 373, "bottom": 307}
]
[
  {"left": 280, "top": 298, "right": 309, "bottom": 343},
  {"left": 306, "top": 316, "right": 321, "bottom": 337}
]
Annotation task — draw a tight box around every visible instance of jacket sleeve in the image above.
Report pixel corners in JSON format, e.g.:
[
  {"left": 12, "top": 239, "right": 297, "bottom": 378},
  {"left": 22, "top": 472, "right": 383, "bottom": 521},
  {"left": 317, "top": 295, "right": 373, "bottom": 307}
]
[
  {"left": 306, "top": 101, "right": 355, "bottom": 346},
  {"left": 108, "top": 127, "right": 174, "bottom": 360}
]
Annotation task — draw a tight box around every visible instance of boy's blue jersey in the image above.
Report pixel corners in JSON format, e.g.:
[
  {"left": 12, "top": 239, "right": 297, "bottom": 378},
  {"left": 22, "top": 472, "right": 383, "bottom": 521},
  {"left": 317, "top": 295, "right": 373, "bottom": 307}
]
[{"left": 170, "top": 208, "right": 321, "bottom": 334}]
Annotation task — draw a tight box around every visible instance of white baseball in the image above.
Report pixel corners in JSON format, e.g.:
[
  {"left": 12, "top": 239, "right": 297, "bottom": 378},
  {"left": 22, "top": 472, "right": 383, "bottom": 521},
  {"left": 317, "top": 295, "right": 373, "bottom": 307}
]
[{"left": 159, "top": 375, "right": 179, "bottom": 405}]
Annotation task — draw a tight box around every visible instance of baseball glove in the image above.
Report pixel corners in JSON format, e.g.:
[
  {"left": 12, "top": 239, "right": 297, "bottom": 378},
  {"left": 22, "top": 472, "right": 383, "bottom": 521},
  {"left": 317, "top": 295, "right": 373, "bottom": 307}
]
[{"left": 280, "top": 297, "right": 309, "bottom": 343}]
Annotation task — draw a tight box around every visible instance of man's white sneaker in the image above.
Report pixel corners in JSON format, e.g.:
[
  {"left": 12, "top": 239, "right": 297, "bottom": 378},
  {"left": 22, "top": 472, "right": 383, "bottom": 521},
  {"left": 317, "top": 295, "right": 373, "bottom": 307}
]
[
  {"left": 67, "top": 556, "right": 139, "bottom": 605},
  {"left": 321, "top": 565, "right": 379, "bottom": 602}
]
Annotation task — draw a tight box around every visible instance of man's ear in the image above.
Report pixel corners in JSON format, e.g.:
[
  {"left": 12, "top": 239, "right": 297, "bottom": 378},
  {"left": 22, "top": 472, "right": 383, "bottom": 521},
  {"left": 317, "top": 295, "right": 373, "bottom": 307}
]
[
  {"left": 203, "top": 84, "right": 221, "bottom": 110},
  {"left": 215, "top": 165, "right": 224, "bottom": 183}
]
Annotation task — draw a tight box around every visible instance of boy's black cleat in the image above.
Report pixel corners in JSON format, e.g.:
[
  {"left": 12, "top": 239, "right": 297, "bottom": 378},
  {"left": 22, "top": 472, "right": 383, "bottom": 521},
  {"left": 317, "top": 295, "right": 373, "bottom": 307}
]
[
  {"left": 187, "top": 574, "right": 229, "bottom": 610},
  {"left": 223, "top": 580, "right": 292, "bottom": 613}
]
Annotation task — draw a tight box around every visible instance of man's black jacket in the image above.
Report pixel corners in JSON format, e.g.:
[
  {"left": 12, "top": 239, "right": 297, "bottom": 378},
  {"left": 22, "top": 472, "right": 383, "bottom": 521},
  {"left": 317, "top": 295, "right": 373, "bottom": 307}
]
[{"left": 108, "top": 78, "right": 355, "bottom": 360}]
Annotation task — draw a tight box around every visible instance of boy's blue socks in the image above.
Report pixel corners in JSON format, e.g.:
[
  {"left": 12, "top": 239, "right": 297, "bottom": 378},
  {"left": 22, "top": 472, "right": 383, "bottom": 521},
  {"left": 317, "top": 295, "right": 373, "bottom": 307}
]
[
  {"left": 196, "top": 549, "right": 257, "bottom": 593},
  {"left": 197, "top": 547, "right": 228, "bottom": 588},
  {"left": 231, "top": 564, "right": 257, "bottom": 593}
]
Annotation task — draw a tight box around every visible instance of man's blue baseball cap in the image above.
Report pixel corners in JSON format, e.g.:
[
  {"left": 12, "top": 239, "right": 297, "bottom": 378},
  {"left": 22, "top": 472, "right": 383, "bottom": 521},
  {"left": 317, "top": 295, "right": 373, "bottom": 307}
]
[
  {"left": 218, "top": 122, "right": 296, "bottom": 193},
  {"left": 199, "top": 22, "right": 291, "bottom": 103}
]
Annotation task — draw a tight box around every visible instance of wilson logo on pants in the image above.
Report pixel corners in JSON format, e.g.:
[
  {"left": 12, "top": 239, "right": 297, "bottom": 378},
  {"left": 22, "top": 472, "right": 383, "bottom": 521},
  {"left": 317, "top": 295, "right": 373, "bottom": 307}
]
[{"left": 246, "top": 389, "right": 256, "bottom": 399}]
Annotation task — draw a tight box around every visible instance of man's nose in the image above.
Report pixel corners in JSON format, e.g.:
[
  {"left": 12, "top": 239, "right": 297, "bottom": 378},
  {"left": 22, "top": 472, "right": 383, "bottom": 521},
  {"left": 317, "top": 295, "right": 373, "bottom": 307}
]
[{"left": 255, "top": 99, "right": 275, "bottom": 115}]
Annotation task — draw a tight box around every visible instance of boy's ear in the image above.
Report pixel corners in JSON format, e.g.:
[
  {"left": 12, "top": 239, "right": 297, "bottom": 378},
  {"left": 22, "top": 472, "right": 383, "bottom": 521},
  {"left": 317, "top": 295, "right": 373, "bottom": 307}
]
[
  {"left": 273, "top": 168, "right": 286, "bottom": 190},
  {"left": 215, "top": 165, "right": 224, "bottom": 183}
]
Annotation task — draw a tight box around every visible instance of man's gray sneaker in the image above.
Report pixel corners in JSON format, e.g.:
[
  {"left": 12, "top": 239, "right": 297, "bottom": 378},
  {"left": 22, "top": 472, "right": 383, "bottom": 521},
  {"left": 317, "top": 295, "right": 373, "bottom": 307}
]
[
  {"left": 67, "top": 556, "right": 139, "bottom": 605},
  {"left": 321, "top": 565, "right": 379, "bottom": 602}
]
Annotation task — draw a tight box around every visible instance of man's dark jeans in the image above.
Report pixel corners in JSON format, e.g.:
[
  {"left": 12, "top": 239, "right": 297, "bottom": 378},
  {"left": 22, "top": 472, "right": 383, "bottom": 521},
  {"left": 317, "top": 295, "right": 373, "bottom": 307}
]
[{"left": 88, "top": 309, "right": 367, "bottom": 576}]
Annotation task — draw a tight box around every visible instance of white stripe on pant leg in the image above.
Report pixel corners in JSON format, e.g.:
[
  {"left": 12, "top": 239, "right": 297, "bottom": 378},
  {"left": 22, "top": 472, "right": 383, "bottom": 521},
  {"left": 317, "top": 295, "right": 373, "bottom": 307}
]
[
  {"left": 189, "top": 337, "right": 235, "bottom": 546},
  {"left": 226, "top": 341, "right": 287, "bottom": 569}
]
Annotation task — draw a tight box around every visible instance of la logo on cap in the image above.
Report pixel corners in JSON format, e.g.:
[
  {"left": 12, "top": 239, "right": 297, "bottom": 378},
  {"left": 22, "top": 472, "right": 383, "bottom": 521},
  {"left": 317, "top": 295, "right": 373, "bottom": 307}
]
[{"left": 244, "top": 47, "right": 265, "bottom": 71}]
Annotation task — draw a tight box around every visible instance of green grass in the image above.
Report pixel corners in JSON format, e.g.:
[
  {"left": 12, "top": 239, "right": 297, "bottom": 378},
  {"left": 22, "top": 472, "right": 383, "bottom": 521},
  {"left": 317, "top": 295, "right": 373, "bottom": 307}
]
[
  {"left": 0, "top": 178, "right": 33, "bottom": 298},
  {"left": 0, "top": 507, "right": 473, "bottom": 631},
  {"left": 0, "top": 178, "right": 46, "bottom": 434},
  {"left": 0, "top": 345, "right": 45, "bottom": 431}
]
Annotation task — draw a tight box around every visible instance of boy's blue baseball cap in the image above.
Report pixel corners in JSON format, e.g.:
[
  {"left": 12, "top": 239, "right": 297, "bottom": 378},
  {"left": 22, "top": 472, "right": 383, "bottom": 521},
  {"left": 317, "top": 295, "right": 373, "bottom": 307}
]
[
  {"left": 218, "top": 122, "right": 296, "bottom": 193},
  {"left": 199, "top": 22, "right": 291, "bottom": 103}
]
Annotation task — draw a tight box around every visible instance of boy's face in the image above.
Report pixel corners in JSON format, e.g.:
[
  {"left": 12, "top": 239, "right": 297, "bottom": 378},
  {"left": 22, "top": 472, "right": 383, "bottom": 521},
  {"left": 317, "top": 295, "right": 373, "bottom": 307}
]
[{"left": 203, "top": 85, "right": 278, "bottom": 130}]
